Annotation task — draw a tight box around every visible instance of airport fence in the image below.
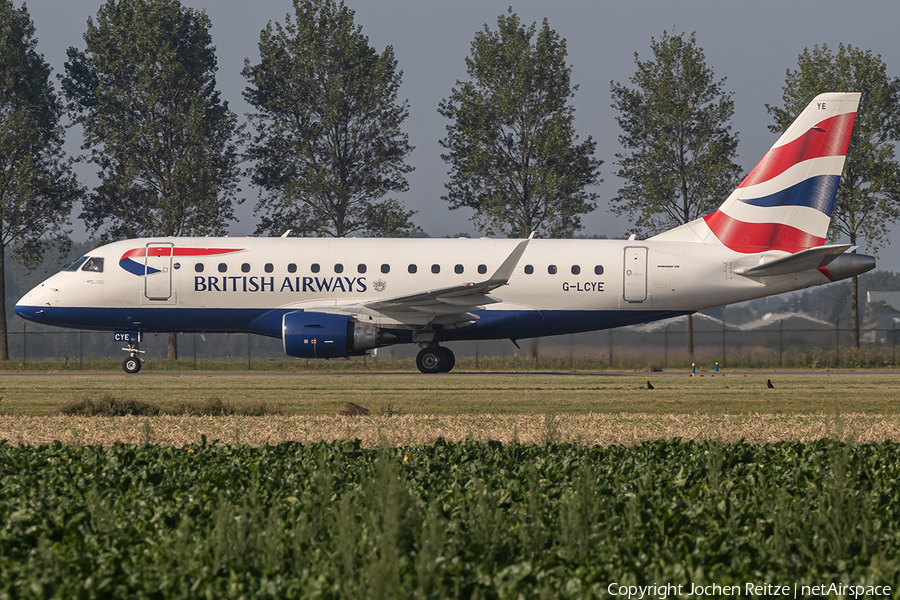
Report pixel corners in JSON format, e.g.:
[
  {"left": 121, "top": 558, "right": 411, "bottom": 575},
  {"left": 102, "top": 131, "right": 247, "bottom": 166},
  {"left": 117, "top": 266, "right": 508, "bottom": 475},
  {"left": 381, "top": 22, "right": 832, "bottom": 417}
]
[{"left": 3, "top": 317, "right": 900, "bottom": 370}]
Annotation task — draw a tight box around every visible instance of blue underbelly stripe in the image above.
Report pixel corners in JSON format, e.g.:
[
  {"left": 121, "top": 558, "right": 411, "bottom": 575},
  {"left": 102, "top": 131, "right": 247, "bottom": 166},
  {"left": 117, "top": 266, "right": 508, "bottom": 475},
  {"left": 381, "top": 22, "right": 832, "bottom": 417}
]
[{"left": 14, "top": 305, "right": 691, "bottom": 342}]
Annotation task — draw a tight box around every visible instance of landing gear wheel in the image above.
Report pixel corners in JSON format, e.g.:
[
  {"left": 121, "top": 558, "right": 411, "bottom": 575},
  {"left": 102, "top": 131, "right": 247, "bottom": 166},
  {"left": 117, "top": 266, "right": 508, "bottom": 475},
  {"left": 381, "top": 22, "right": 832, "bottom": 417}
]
[
  {"left": 438, "top": 346, "right": 455, "bottom": 373},
  {"left": 416, "top": 347, "right": 444, "bottom": 374},
  {"left": 120, "top": 335, "right": 145, "bottom": 373}
]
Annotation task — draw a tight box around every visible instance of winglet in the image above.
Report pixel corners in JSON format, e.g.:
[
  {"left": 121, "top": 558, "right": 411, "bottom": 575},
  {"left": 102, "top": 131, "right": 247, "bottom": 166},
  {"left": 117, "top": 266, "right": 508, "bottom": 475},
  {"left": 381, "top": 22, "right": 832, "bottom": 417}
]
[{"left": 486, "top": 234, "right": 533, "bottom": 287}]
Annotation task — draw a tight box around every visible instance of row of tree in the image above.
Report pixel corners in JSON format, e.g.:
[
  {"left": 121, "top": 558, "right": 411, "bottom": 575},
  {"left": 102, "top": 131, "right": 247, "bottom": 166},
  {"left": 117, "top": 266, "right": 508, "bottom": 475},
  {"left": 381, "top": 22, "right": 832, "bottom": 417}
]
[{"left": 1, "top": 0, "right": 898, "bottom": 360}]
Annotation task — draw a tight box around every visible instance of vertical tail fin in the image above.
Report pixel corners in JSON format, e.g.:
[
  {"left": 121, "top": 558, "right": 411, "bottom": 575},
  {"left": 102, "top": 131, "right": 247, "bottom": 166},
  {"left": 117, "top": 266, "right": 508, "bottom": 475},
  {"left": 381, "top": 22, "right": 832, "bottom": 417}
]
[{"left": 650, "top": 92, "right": 860, "bottom": 253}]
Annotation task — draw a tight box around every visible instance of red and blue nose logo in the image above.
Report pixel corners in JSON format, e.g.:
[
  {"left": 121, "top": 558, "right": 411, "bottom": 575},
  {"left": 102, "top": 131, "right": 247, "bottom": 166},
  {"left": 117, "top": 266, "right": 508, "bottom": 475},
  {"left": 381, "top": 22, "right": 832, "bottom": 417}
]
[{"left": 119, "top": 247, "right": 244, "bottom": 276}]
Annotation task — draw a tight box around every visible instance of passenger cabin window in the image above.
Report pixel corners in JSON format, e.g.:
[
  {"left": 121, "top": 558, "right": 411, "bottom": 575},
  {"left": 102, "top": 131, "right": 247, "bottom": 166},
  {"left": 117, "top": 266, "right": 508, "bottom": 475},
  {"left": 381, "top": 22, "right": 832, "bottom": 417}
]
[
  {"left": 594, "top": 265, "right": 604, "bottom": 275},
  {"left": 571, "top": 265, "right": 581, "bottom": 275},
  {"left": 478, "top": 264, "right": 487, "bottom": 275},
  {"left": 311, "top": 263, "right": 320, "bottom": 273},
  {"left": 63, "top": 256, "right": 89, "bottom": 272},
  {"left": 381, "top": 264, "right": 390, "bottom": 274},
  {"left": 81, "top": 257, "right": 104, "bottom": 272},
  {"left": 358, "top": 264, "right": 367, "bottom": 274},
  {"left": 454, "top": 264, "right": 464, "bottom": 274},
  {"left": 218, "top": 263, "right": 227, "bottom": 273},
  {"left": 431, "top": 264, "right": 440, "bottom": 274},
  {"left": 524, "top": 265, "right": 534, "bottom": 275},
  {"left": 265, "top": 263, "right": 274, "bottom": 273},
  {"left": 241, "top": 263, "right": 251, "bottom": 273},
  {"left": 408, "top": 264, "right": 417, "bottom": 274},
  {"left": 548, "top": 265, "right": 557, "bottom": 275},
  {"left": 288, "top": 263, "right": 297, "bottom": 273},
  {"left": 334, "top": 263, "right": 344, "bottom": 274},
  {"left": 194, "top": 263, "right": 204, "bottom": 273}
]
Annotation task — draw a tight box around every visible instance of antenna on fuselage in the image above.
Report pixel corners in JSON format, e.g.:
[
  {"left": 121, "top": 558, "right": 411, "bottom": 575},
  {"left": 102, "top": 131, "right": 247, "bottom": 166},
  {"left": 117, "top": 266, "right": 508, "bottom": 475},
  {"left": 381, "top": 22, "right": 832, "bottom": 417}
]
[{"left": 281, "top": 230, "right": 293, "bottom": 237}]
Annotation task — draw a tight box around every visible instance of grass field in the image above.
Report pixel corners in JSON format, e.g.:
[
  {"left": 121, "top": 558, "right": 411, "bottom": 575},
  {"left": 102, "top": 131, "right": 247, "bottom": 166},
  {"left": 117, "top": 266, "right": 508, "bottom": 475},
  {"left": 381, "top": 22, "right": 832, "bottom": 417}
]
[
  {"left": 1, "top": 372, "right": 900, "bottom": 415},
  {"left": 1, "top": 372, "right": 900, "bottom": 446}
]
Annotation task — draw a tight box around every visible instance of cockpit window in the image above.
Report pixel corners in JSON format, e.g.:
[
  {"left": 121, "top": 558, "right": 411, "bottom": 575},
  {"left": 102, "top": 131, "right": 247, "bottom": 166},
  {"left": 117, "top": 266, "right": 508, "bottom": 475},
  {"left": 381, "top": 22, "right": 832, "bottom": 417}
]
[
  {"left": 82, "top": 257, "right": 104, "bottom": 273},
  {"left": 62, "top": 256, "right": 89, "bottom": 272}
]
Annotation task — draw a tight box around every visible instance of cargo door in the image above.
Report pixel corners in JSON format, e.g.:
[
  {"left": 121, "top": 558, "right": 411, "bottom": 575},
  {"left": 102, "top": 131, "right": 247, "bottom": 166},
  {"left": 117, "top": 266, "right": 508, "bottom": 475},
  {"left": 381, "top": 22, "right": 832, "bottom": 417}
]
[{"left": 623, "top": 246, "right": 648, "bottom": 303}]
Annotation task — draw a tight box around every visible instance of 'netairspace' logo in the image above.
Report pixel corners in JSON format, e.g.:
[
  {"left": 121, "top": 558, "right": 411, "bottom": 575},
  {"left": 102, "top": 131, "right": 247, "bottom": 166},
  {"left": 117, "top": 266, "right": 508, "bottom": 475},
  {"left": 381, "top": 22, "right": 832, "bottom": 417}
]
[{"left": 605, "top": 582, "right": 892, "bottom": 599}]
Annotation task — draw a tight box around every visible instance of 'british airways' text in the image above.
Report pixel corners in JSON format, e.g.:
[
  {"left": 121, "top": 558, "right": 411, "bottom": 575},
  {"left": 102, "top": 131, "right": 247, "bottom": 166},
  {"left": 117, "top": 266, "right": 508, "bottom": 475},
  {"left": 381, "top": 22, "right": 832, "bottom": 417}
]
[{"left": 194, "top": 276, "right": 368, "bottom": 293}]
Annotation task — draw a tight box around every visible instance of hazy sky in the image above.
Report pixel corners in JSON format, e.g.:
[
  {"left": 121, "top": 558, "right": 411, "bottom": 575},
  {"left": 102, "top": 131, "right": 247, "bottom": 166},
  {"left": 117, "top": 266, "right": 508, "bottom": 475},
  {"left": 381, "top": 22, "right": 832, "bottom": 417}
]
[{"left": 26, "top": 0, "right": 900, "bottom": 268}]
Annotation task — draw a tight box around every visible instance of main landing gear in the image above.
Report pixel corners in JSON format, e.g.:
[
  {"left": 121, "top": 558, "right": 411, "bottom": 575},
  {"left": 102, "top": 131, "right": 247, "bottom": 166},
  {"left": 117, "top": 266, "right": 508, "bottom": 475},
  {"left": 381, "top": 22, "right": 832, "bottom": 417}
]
[{"left": 416, "top": 345, "right": 455, "bottom": 374}]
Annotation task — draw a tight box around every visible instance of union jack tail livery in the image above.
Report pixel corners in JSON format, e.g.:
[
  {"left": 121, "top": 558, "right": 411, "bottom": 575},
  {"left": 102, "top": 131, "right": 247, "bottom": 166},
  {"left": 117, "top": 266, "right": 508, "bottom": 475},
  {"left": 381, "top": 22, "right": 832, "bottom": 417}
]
[{"left": 652, "top": 92, "right": 860, "bottom": 254}]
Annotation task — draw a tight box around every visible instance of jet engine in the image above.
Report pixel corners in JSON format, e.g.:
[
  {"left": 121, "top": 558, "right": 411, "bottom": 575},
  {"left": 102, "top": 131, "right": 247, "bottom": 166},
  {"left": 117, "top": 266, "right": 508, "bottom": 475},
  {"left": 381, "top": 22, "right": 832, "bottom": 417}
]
[{"left": 282, "top": 310, "right": 387, "bottom": 359}]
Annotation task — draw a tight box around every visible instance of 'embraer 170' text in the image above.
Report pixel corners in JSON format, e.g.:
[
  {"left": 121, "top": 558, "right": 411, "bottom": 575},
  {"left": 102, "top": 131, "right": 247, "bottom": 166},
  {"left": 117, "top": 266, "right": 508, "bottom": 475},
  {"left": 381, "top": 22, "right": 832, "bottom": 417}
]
[{"left": 194, "top": 276, "right": 368, "bottom": 293}]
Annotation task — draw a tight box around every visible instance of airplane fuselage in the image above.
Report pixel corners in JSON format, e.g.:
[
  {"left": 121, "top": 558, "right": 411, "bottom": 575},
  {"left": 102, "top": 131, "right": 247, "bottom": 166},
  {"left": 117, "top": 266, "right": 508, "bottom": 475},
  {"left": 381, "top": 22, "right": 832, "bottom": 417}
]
[{"left": 15, "top": 236, "right": 837, "bottom": 345}]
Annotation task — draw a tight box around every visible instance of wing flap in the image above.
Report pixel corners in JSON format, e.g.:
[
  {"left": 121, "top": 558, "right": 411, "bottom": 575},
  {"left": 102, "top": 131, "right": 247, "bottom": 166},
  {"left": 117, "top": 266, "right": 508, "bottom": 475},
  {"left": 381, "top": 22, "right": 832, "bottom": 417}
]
[
  {"left": 436, "top": 294, "right": 501, "bottom": 306},
  {"left": 408, "top": 303, "right": 485, "bottom": 315},
  {"left": 430, "top": 312, "right": 480, "bottom": 325}
]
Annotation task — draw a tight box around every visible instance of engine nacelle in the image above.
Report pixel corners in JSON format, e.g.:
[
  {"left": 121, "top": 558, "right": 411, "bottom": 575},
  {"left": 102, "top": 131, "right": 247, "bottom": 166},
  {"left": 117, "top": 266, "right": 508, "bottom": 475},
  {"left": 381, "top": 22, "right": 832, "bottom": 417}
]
[{"left": 282, "top": 310, "right": 382, "bottom": 359}]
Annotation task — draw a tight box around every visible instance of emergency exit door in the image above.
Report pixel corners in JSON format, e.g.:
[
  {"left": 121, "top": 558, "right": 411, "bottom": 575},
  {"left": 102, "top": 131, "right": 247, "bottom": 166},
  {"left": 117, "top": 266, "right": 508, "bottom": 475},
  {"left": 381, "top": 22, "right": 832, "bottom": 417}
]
[
  {"left": 623, "top": 246, "right": 648, "bottom": 303},
  {"left": 144, "top": 243, "right": 173, "bottom": 300}
]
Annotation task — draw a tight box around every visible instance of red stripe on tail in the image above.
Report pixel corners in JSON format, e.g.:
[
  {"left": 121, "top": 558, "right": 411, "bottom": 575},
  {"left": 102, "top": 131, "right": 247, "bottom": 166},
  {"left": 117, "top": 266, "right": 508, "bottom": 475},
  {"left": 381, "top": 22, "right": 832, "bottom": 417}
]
[
  {"left": 738, "top": 112, "right": 855, "bottom": 188},
  {"left": 703, "top": 211, "right": 825, "bottom": 254}
]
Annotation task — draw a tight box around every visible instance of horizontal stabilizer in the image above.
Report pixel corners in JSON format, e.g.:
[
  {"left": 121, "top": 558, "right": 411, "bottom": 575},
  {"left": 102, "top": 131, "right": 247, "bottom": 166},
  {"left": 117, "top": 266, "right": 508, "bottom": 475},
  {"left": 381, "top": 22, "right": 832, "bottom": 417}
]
[{"left": 734, "top": 244, "right": 853, "bottom": 278}]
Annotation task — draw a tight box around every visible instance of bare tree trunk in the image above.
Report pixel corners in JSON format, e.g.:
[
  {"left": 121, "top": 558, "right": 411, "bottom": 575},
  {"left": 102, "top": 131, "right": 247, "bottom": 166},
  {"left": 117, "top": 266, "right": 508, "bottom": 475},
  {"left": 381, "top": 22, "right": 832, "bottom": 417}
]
[
  {"left": 0, "top": 244, "right": 8, "bottom": 360},
  {"left": 168, "top": 332, "right": 178, "bottom": 360},
  {"left": 851, "top": 274, "right": 860, "bottom": 350},
  {"left": 685, "top": 314, "right": 695, "bottom": 360}
]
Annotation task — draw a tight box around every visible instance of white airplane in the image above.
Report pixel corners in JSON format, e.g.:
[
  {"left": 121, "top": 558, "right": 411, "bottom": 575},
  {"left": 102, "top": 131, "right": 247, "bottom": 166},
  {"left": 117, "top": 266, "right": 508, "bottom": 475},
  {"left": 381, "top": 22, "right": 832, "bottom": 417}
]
[{"left": 16, "top": 92, "right": 874, "bottom": 374}]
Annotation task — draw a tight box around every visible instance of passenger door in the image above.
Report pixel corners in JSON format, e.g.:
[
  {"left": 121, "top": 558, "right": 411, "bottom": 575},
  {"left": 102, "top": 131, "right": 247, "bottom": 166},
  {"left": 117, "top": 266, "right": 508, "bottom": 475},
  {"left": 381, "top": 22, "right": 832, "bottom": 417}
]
[{"left": 144, "top": 243, "right": 173, "bottom": 301}]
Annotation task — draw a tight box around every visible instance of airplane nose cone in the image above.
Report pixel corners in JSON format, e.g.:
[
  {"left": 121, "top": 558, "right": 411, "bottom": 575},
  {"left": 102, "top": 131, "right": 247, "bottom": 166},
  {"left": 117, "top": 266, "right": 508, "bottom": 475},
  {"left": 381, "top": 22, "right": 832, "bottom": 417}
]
[
  {"left": 14, "top": 284, "right": 58, "bottom": 322},
  {"left": 14, "top": 303, "right": 46, "bottom": 321}
]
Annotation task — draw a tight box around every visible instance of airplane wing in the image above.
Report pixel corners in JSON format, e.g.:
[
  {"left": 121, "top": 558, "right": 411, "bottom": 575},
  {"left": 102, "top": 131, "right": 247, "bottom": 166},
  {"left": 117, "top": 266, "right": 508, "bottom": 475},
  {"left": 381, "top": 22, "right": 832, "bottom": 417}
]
[{"left": 325, "top": 235, "right": 532, "bottom": 328}]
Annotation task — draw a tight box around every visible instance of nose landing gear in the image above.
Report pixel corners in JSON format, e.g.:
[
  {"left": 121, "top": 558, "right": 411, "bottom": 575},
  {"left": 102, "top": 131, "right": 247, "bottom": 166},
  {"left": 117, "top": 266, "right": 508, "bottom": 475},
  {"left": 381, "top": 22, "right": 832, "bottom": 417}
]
[
  {"left": 116, "top": 332, "right": 145, "bottom": 374},
  {"left": 416, "top": 345, "right": 455, "bottom": 374}
]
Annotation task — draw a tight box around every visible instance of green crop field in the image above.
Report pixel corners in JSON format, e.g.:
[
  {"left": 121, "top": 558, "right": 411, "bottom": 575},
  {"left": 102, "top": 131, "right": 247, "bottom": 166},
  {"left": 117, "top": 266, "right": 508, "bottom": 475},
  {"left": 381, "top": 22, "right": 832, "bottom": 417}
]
[{"left": 2, "top": 440, "right": 899, "bottom": 598}]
